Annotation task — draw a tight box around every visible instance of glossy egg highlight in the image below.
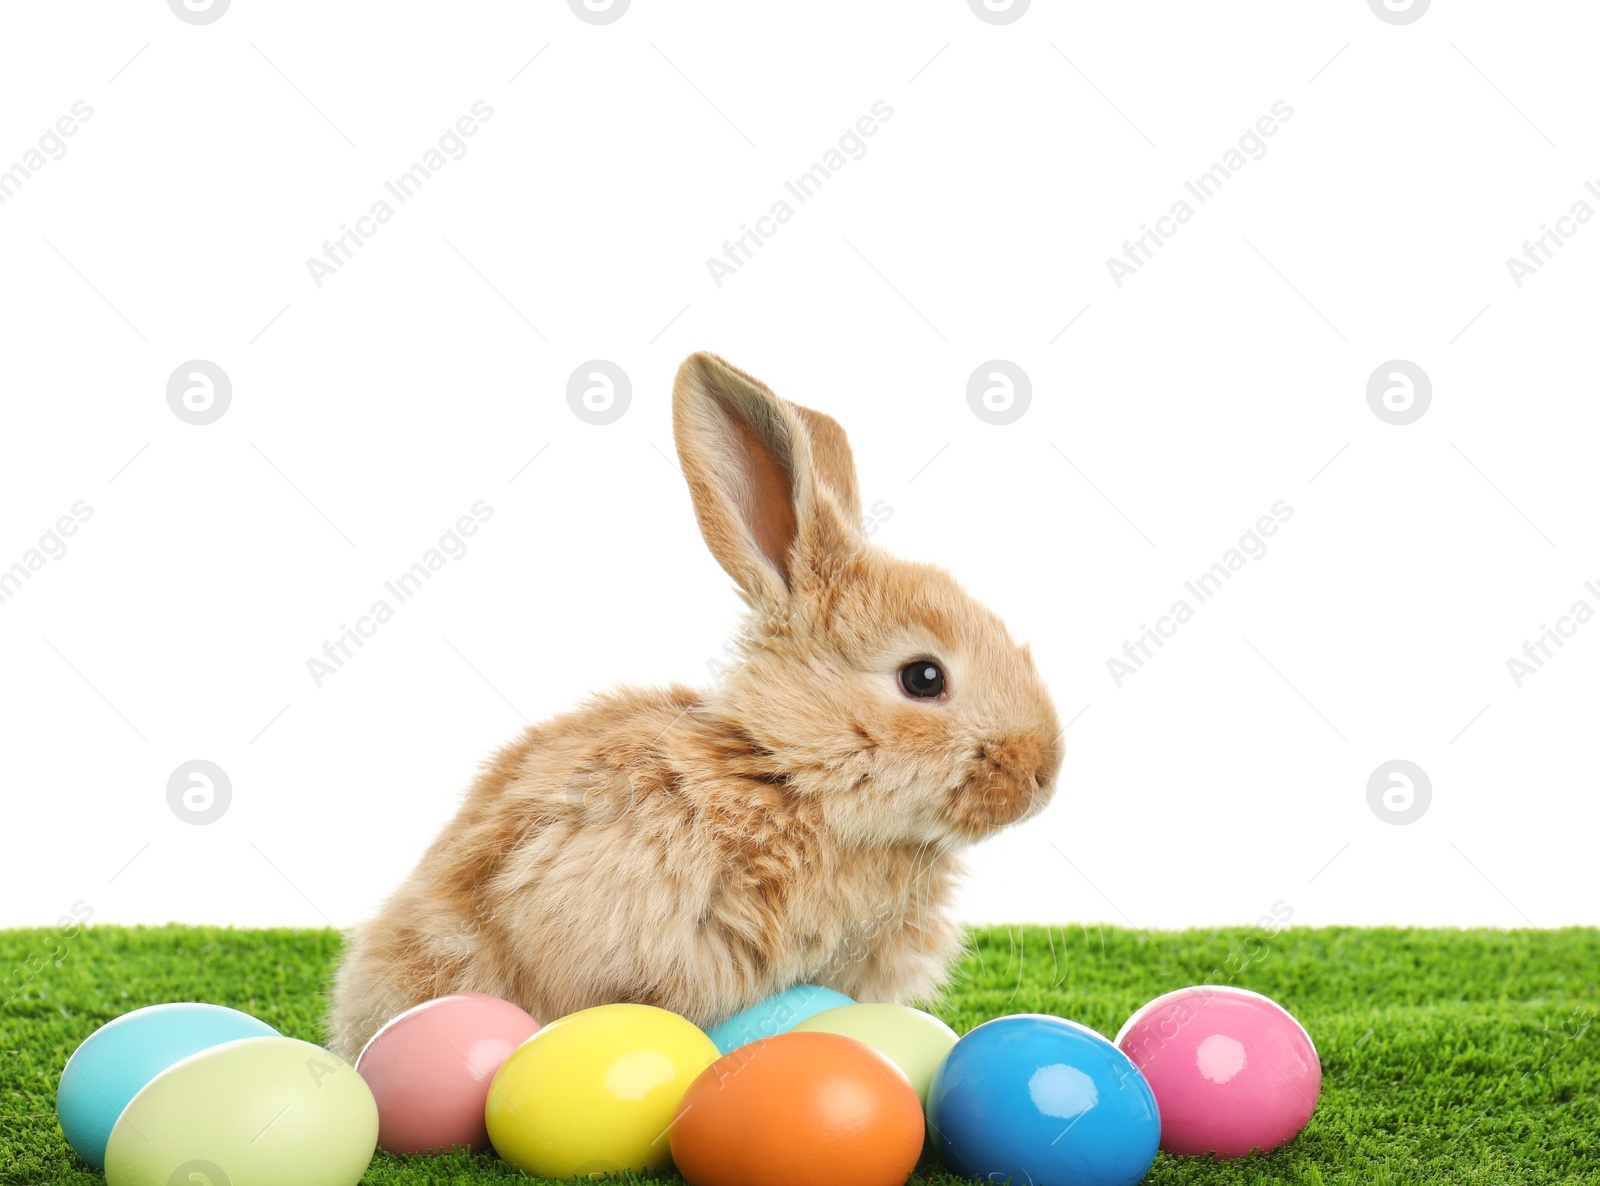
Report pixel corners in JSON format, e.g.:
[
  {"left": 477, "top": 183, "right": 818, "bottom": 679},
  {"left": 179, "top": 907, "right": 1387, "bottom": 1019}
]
[
  {"left": 927, "top": 1014, "right": 1160, "bottom": 1186},
  {"left": 355, "top": 993, "right": 540, "bottom": 1154},
  {"left": 1116, "top": 985, "right": 1320, "bottom": 1158},
  {"left": 485, "top": 1003, "right": 718, "bottom": 1179},
  {"left": 670, "top": 1031, "right": 924, "bottom": 1186}
]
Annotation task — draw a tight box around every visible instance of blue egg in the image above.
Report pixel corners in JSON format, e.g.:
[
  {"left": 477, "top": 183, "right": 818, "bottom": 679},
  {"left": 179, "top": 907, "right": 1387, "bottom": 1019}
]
[
  {"left": 704, "top": 984, "right": 855, "bottom": 1054},
  {"left": 56, "top": 1001, "right": 278, "bottom": 1168},
  {"left": 927, "top": 1013, "right": 1160, "bottom": 1186}
]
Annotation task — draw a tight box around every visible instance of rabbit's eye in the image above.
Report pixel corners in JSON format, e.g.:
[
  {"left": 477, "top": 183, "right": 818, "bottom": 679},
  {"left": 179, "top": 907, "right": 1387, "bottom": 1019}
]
[{"left": 899, "top": 660, "right": 946, "bottom": 699}]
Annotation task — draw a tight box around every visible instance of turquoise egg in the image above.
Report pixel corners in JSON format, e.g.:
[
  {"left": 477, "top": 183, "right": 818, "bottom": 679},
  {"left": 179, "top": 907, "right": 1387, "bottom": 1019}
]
[
  {"left": 704, "top": 984, "right": 855, "bottom": 1054},
  {"left": 57, "top": 1002, "right": 278, "bottom": 1168}
]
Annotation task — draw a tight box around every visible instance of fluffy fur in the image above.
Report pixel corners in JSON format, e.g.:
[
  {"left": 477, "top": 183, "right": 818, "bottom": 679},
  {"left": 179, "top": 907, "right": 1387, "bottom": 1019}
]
[{"left": 326, "top": 352, "right": 1062, "bottom": 1059}]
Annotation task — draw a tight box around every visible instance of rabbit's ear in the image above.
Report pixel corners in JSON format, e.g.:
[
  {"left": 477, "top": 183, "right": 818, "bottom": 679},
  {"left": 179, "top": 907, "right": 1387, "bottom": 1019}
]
[
  {"left": 792, "top": 405, "right": 862, "bottom": 525},
  {"left": 672, "top": 352, "right": 854, "bottom": 608}
]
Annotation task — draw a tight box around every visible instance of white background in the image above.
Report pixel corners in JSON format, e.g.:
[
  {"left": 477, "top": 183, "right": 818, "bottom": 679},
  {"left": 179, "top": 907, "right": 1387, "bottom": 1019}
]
[{"left": 1, "top": 0, "right": 1594, "bottom": 936}]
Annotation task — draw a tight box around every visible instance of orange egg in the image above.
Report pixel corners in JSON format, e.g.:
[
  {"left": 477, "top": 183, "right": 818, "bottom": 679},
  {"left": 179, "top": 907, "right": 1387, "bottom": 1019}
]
[{"left": 670, "top": 1031, "right": 923, "bottom": 1186}]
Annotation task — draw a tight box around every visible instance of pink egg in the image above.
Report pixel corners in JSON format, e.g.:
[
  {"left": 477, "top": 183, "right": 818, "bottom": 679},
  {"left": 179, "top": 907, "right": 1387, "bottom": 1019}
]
[
  {"left": 1115, "top": 985, "right": 1320, "bottom": 1159},
  {"left": 355, "top": 992, "right": 541, "bottom": 1154}
]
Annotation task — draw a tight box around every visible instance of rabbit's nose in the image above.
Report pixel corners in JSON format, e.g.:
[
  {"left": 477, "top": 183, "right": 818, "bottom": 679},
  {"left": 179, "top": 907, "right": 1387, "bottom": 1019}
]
[
  {"left": 1033, "top": 731, "right": 1063, "bottom": 789},
  {"left": 949, "top": 730, "right": 1058, "bottom": 834}
]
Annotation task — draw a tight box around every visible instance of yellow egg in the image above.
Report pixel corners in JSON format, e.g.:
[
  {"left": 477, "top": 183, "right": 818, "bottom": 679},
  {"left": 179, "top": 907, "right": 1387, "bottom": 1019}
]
[
  {"left": 104, "top": 1036, "right": 377, "bottom": 1186},
  {"left": 485, "top": 1003, "right": 718, "bottom": 1179}
]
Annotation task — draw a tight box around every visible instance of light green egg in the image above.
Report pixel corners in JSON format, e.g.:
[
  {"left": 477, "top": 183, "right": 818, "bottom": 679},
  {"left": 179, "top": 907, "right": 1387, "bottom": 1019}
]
[
  {"left": 104, "top": 1036, "right": 377, "bottom": 1186},
  {"left": 789, "top": 1003, "right": 959, "bottom": 1106}
]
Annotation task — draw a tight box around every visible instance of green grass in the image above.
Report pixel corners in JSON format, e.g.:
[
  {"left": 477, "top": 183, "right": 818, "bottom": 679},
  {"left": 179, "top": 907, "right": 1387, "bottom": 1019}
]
[{"left": 3, "top": 925, "right": 1597, "bottom": 1185}]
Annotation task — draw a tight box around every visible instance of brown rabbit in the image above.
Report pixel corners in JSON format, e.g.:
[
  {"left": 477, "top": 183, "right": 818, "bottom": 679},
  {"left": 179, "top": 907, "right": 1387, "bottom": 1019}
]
[{"left": 326, "top": 352, "right": 1063, "bottom": 1059}]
